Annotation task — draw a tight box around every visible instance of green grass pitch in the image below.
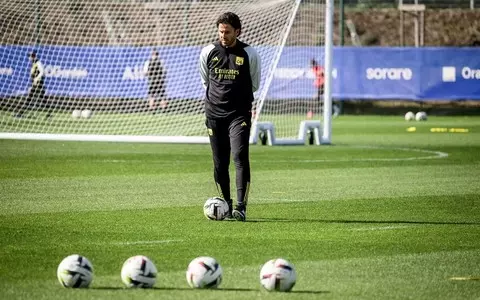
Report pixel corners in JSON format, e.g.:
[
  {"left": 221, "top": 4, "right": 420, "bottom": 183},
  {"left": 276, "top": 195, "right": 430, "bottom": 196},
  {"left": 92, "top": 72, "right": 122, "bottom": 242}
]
[{"left": 1, "top": 115, "right": 479, "bottom": 299}]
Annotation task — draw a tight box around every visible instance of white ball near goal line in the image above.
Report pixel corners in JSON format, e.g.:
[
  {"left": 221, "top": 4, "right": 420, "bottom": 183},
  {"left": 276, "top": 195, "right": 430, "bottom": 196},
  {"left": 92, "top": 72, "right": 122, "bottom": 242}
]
[
  {"left": 72, "top": 109, "right": 82, "bottom": 119},
  {"left": 81, "top": 109, "right": 93, "bottom": 119}
]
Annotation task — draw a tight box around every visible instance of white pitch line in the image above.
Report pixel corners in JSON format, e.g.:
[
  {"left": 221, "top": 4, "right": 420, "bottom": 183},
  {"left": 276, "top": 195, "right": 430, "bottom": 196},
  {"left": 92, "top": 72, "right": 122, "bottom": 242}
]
[
  {"left": 352, "top": 225, "right": 412, "bottom": 231},
  {"left": 253, "top": 146, "right": 448, "bottom": 163},
  {"left": 449, "top": 276, "right": 480, "bottom": 281},
  {"left": 111, "top": 239, "right": 183, "bottom": 246},
  {"left": 95, "top": 146, "right": 448, "bottom": 164}
]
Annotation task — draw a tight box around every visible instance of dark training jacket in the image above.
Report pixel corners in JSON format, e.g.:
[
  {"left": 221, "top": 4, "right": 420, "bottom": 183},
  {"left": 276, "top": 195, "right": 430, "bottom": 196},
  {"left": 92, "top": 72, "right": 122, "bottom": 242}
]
[{"left": 199, "top": 40, "right": 261, "bottom": 119}]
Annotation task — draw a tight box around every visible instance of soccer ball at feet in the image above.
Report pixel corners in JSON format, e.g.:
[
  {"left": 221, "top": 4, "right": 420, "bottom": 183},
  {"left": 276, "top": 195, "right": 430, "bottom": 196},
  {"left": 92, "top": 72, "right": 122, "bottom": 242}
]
[
  {"left": 404, "top": 111, "right": 415, "bottom": 121},
  {"left": 57, "top": 254, "right": 93, "bottom": 288},
  {"left": 203, "top": 197, "right": 229, "bottom": 221},
  {"left": 121, "top": 255, "right": 158, "bottom": 288},
  {"left": 260, "top": 258, "right": 296, "bottom": 292},
  {"left": 186, "top": 256, "right": 223, "bottom": 289}
]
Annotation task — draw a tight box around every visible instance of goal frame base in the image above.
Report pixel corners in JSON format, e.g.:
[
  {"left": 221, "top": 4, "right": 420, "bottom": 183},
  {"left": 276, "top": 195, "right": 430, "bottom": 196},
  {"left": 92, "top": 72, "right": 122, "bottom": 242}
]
[
  {"left": 0, "top": 119, "right": 326, "bottom": 145},
  {"left": 251, "top": 120, "right": 324, "bottom": 146},
  {"left": 0, "top": 133, "right": 209, "bottom": 143}
]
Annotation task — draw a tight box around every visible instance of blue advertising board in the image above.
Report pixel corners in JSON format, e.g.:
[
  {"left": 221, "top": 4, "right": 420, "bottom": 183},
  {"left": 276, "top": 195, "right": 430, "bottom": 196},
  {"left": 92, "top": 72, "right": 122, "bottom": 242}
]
[{"left": 0, "top": 46, "right": 479, "bottom": 100}]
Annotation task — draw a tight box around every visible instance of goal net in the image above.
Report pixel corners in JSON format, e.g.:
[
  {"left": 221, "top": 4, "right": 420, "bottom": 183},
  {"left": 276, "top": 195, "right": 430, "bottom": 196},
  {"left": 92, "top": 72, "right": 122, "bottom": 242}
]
[{"left": 0, "top": 0, "right": 330, "bottom": 143}]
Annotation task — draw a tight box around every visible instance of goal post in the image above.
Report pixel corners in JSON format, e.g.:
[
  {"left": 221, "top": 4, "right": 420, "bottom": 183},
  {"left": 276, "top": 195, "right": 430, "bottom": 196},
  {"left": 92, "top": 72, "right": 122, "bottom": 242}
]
[
  {"left": 322, "top": 0, "right": 334, "bottom": 144},
  {"left": 0, "top": 0, "right": 333, "bottom": 145}
]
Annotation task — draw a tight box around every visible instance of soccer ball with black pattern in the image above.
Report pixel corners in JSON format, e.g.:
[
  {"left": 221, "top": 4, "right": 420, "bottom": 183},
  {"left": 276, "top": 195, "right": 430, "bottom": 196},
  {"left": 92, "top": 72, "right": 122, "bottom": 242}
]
[
  {"left": 415, "top": 111, "right": 428, "bottom": 121},
  {"left": 186, "top": 256, "right": 223, "bottom": 289},
  {"left": 121, "top": 255, "right": 157, "bottom": 288},
  {"left": 203, "top": 197, "right": 229, "bottom": 221},
  {"left": 56, "top": 254, "right": 93, "bottom": 288},
  {"left": 260, "top": 258, "right": 296, "bottom": 292}
]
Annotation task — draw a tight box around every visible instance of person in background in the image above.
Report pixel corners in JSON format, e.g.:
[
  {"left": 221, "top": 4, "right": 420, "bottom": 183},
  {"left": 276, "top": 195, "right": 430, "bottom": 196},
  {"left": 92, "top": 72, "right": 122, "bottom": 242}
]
[
  {"left": 307, "top": 58, "right": 324, "bottom": 119},
  {"left": 16, "top": 51, "right": 49, "bottom": 119},
  {"left": 308, "top": 58, "right": 339, "bottom": 118},
  {"left": 144, "top": 49, "right": 167, "bottom": 114}
]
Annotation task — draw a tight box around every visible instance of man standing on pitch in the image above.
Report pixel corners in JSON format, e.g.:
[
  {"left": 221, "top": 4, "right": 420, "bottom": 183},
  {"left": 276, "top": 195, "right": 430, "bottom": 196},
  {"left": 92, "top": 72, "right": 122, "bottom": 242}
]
[
  {"left": 199, "top": 12, "right": 261, "bottom": 221},
  {"left": 307, "top": 58, "right": 324, "bottom": 119},
  {"left": 144, "top": 49, "right": 167, "bottom": 114},
  {"left": 16, "top": 51, "right": 48, "bottom": 119}
]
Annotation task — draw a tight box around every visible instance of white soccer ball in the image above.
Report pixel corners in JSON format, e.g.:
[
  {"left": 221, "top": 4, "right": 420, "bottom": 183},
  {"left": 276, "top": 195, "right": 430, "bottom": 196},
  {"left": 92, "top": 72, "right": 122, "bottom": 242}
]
[
  {"left": 57, "top": 254, "right": 94, "bottom": 288},
  {"left": 260, "top": 258, "right": 296, "bottom": 292},
  {"left": 415, "top": 111, "right": 427, "bottom": 121},
  {"left": 121, "top": 255, "right": 158, "bottom": 288},
  {"left": 81, "top": 109, "right": 93, "bottom": 119},
  {"left": 404, "top": 111, "right": 415, "bottom": 121},
  {"left": 186, "top": 256, "right": 223, "bottom": 289},
  {"left": 203, "top": 197, "right": 229, "bottom": 221},
  {"left": 71, "top": 109, "right": 82, "bottom": 119}
]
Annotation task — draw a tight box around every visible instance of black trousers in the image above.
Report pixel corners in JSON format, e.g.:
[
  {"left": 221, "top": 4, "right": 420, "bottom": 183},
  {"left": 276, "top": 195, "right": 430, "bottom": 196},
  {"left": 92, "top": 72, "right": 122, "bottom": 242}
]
[
  {"left": 206, "top": 113, "right": 251, "bottom": 207},
  {"left": 17, "top": 83, "right": 47, "bottom": 116},
  {"left": 148, "top": 81, "right": 165, "bottom": 99},
  {"left": 310, "top": 85, "right": 324, "bottom": 112}
]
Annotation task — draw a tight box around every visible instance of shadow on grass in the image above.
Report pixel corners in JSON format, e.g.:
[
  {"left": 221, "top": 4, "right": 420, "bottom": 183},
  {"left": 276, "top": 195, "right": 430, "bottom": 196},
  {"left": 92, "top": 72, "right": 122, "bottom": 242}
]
[
  {"left": 248, "top": 218, "right": 480, "bottom": 226},
  {"left": 288, "top": 290, "right": 330, "bottom": 294},
  {"left": 92, "top": 287, "right": 255, "bottom": 291},
  {"left": 92, "top": 286, "right": 329, "bottom": 294},
  {"left": 92, "top": 287, "right": 188, "bottom": 291}
]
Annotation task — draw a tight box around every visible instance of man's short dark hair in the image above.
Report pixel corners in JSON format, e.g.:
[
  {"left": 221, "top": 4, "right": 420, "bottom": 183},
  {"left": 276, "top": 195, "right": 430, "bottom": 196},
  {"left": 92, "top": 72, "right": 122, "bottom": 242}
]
[
  {"left": 29, "top": 51, "right": 37, "bottom": 58},
  {"left": 216, "top": 12, "right": 242, "bottom": 34}
]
